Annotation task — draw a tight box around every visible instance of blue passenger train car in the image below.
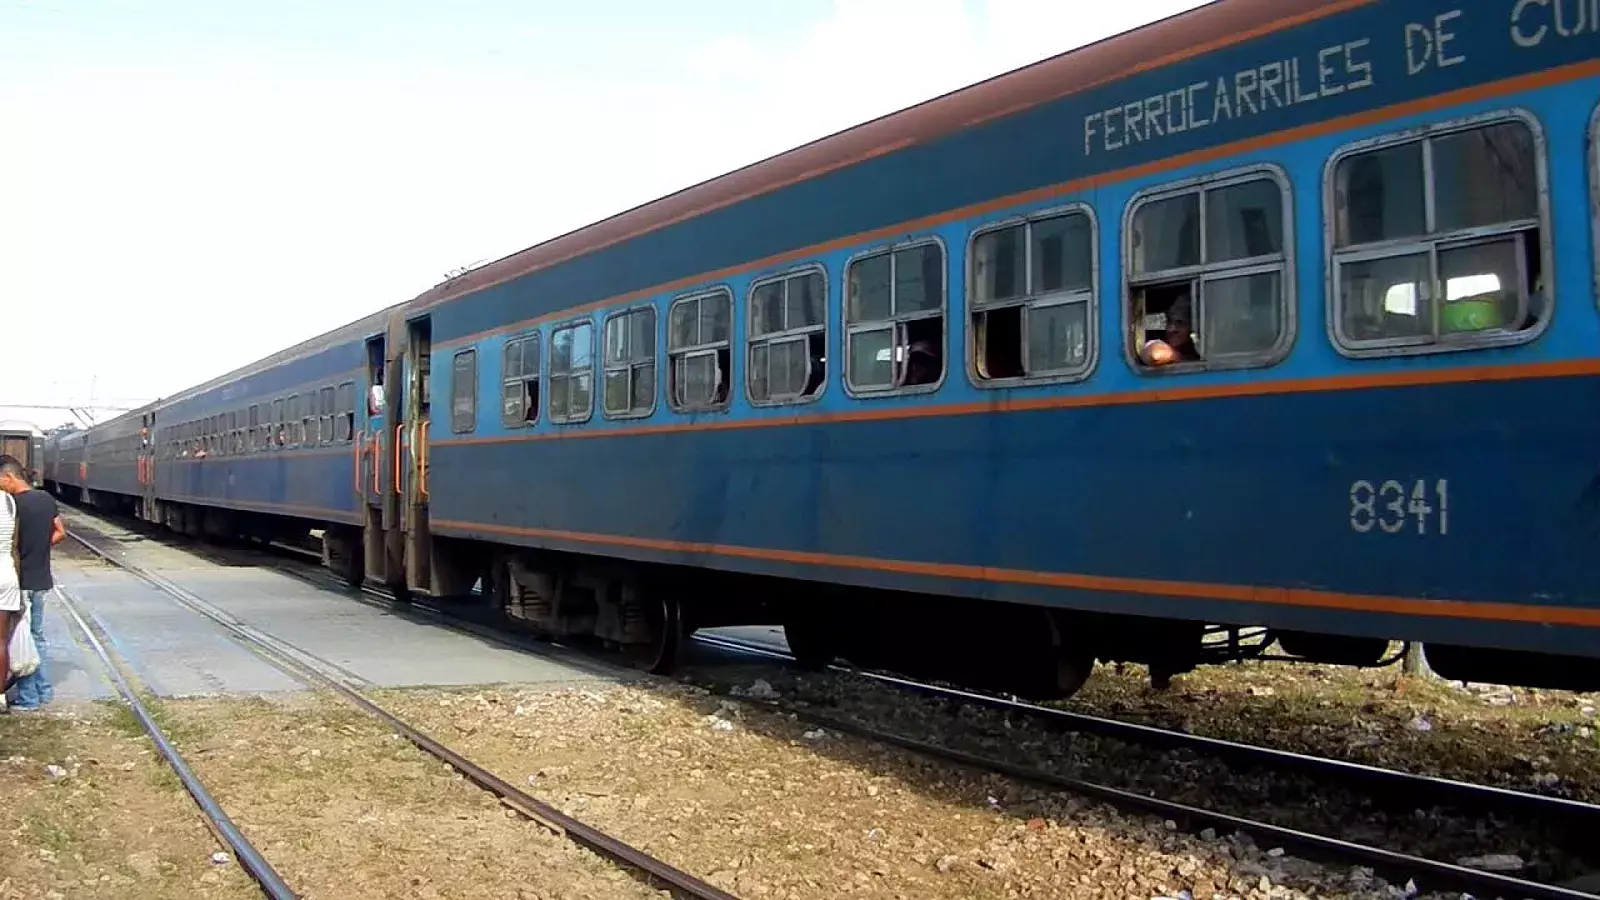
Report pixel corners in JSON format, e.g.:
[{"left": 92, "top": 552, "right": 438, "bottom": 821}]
[{"left": 47, "top": 0, "right": 1600, "bottom": 696}]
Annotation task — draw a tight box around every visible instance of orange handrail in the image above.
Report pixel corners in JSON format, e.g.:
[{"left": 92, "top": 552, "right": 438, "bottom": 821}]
[
  {"left": 393, "top": 424, "right": 404, "bottom": 495},
  {"left": 353, "top": 429, "right": 365, "bottom": 495},
  {"left": 417, "top": 419, "right": 429, "bottom": 498}
]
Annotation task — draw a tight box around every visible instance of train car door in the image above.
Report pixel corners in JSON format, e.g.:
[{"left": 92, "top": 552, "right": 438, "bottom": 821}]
[
  {"left": 0, "top": 433, "right": 26, "bottom": 468},
  {"left": 359, "top": 334, "right": 385, "bottom": 515},
  {"left": 373, "top": 321, "right": 410, "bottom": 596},
  {"left": 138, "top": 412, "right": 156, "bottom": 520},
  {"left": 401, "top": 315, "right": 433, "bottom": 592}
]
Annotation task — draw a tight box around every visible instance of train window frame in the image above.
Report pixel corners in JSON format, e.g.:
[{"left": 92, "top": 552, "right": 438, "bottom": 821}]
[
  {"left": 746, "top": 264, "right": 828, "bottom": 407},
  {"left": 666, "top": 287, "right": 734, "bottom": 413},
  {"left": 283, "top": 394, "right": 299, "bottom": 447},
  {"left": 500, "top": 331, "right": 542, "bottom": 429},
  {"left": 336, "top": 381, "right": 355, "bottom": 443},
  {"left": 548, "top": 319, "right": 596, "bottom": 425},
  {"left": 1121, "top": 163, "right": 1296, "bottom": 376},
  {"left": 449, "top": 348, "right": 478, "bottom": 434},
  {"left": 966, "top": 204, "right": 1099, "bottom": 388},
  {"left": 842, "top": 235, "right": 948, "bottom": 398},
  {"left": 319, "top": 385, "right": 336, "bottom": 444},
  {"left": 601, "top": 305, "right": 659, "bottom": 420},
  {"left": 1323, "top": 109, "right": 1551, "bottom": 358}
]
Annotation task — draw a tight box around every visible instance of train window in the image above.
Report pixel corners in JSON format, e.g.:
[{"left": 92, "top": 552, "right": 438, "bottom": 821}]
[
  {"left": 602, "top": 307, "right": 657, "bottom": 419},
  {"left": 844, "top": 239, "right": 946, "bottom": 394},
  {"left": 320, "top": 386, "right": 336, "bottom": 444},
  {"left": 450, "top": 349, "right": 477, "bottom": 434},
  {"left": 548, "top": 321, "right": 595, "bottom": 424},
  {"left": 667, "top": 288, "right": 732, "bottom": 412},
  {"left": 970, "top": 207, "right": 1096, "bottom": 385},
  {"left": 248, "top": 405, "right": 259, "bottom": 452},
  {"left": 273, "top": 398, "right": 285, "bottom": 448},
  {"left": 1329, "top": 113, "right": 1547, "bottom": 355},
  {"left": 501, "top": 334, "right": 541, "bottom": 428},
  {"left": 747, "top": 266, "right": 826, "bottom": 405},
  {"left": 336, "top": 382, "right": 355, "bottom": 442},
  {"left": 284, "top": 394, "right": 299, "bottom": 446},
  {"left": 1126, "top": 166, "right": 1292, "bottom": 372}
]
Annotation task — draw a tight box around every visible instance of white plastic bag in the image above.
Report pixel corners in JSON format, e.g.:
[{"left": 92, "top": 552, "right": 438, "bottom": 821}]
[{"left": 8, "top": 594, "right": 39, "bottom": 679}]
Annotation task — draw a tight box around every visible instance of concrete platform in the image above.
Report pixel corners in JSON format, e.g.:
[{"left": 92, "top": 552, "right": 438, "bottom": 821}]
[
  {"left": 75, "top": 537, "right": 617, "bottom": 693},
  {"left": 58, "top": 562, "right": 305, "bottom": 698},
  {"left": 15, "top": 579, "right": 114, "bottom": 704}
]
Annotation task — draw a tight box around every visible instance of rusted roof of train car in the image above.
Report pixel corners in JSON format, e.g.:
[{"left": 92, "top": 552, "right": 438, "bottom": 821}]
[{"left": 410, "top": 0, "right": 1362, "bottom": 314}]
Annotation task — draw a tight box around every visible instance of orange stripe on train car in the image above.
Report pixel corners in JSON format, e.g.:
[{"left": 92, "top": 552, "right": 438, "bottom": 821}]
[
  {"left": 432, "top": 518, "right": 1600, "bottom": 629},
  {"left": 428, "top": 358, "right": 1600, "bottom": 447}
]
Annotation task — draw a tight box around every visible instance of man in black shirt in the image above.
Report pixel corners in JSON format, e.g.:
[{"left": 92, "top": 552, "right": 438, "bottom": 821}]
[{"left": 1, "top": 455, "right": 64, "bottom": 710}]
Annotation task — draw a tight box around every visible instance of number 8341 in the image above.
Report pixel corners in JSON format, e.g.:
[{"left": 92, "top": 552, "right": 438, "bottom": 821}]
[{"left": 1349, "top": 479, "right": 1449, "bottom": 535}]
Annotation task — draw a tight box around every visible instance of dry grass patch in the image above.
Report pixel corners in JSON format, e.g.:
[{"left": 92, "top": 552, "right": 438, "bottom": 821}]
[
  {"left": 1060, "top": 657, "right": 1600, "bottom": 800},
  {"left": 160, "top": 691, "right": 672, "bottom": 900},
  {"left": 0, "top": 700, "right": 260, "bottom": 900}
]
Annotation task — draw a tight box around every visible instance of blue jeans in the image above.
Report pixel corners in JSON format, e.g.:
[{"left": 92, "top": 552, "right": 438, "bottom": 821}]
[{"left": 11, "top": 590, "right": 51, "bottom": 708}]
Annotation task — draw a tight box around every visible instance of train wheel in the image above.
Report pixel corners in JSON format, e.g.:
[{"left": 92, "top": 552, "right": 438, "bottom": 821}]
[
  {"left": 1006, "top": 610, "right": 1094, "bottom": 701},
  {"left": 1048, "top": 612, "right": 1096, "bottom": 700},
  {"left": 627, "top": 593, "right": 684, "bottom": 675}
]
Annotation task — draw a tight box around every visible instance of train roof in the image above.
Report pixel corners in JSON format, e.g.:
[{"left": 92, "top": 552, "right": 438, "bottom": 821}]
[
  {"left": 155, "top": 304, "right": 399, "bottom": 410},
  {"left": 404, "top": 0, "right": 1323, "bottom": 315}
]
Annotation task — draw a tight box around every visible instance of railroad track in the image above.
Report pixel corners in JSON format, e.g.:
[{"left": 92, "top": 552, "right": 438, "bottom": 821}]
[
  {"left": 691, "top": 632, "right": 1600, "bottom": 828},
  {"left": 61, "top": 519, "right": 740, "bottom": 900},
  {"left": 61, "top": 505, "right": 1600, "bottom": 900}
]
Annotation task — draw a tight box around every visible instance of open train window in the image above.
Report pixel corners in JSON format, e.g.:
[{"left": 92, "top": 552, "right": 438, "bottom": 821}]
[
  {"left": 970, "top": 207, "right": 1096, "bottom": 385},
  {"left": 602, "top": 307, "right": 657, "bottom": 419},
  {"left": 845, "top": 239, "right": 945, "bottom": 395},
  {"left": 284, "top": 394, "right": 300, "bottom": 447},
  {"left": 668, "top": 288, "right": 732, "bottom": 412},
  {"left": 748, "top": 266, "right": 826, "bottom": 405},
  {"left": 1125, "top": 166, "right": 1293, "bottom": 373},
  {"left": 501, "top": 333, "right": 541, "bottom": 428},
  {"left": 319, "top": 385, "right": 336, "bottom": 444},
  {"left": 548, "top": 321, "right": 595, "bottom": 425},
  {"left": 450, "top": 349, "right": 477, "bottom": 434},
  {"left": 336, "top": 382, "right": 355, "bottom": 442},
  {"left": 1328, "top": 111, "right": 1548, "bottom": 356}
]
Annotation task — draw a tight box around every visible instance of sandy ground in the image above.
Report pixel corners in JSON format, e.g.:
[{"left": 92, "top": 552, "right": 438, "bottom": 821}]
[
  {"left": 374, "top": 681, "right": 1450, "bottom": 900},
  {"left": 146, "top": 690, "right": 680, "bottom": 900}
]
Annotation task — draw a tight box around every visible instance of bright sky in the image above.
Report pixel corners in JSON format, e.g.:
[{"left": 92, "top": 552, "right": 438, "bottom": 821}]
[{"left": 0, "top": 0, "right": 1205, "bottom": 431}]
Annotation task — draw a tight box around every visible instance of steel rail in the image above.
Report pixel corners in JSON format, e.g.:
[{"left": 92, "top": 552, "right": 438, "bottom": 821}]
[
  {"left": 53, "top": 585, "right": 300, "bottom": 900},
  {"left": 691, "top": 631, "right": 1600, "bottom": 827},
  {"left": 725, "top": 688, "right": 1600, "bottom": 900},
  {"left": 65, "top": 526, "right": 741, "bottom": 900}
]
